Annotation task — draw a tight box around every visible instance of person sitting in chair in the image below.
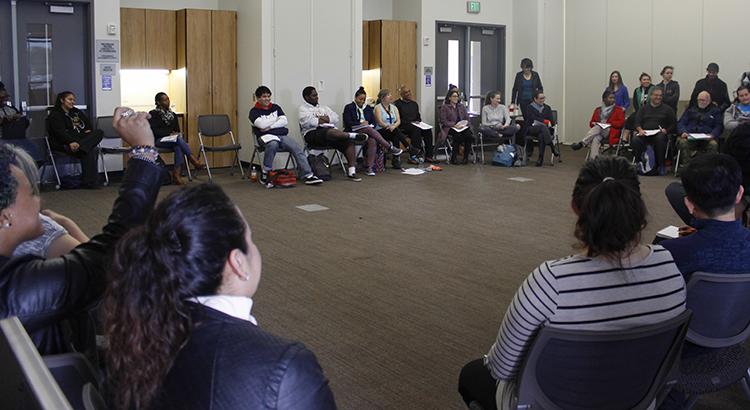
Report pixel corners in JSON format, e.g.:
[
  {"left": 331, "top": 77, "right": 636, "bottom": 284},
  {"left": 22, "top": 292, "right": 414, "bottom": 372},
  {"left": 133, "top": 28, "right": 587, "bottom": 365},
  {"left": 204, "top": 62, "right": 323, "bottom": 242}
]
[
  {"left": 480, "top": 90, "right": 520, "bottom": 146},
  {"left": 46, "top": 91, "right": 103, "bottom": 189},
  {"left": 249, "top": 86, "right": 323, "bottom": 187},
  {"left": 523, "top": 90, "right": 558, "bottom": 166},
  {"left": 342, "top": 87, "right": 402, "bottom": 176},
  {"left": 675, "top": 91, "right": 722, "bottom": 174},
  {"left": 394, "top": 85, "right": 434, "bottom": 162},
  {"left": 630, "top": 87, "right": 676, "bottom": 176},
  {"left": 571, "top": 90, "right": 625, "bottom": 159},
  {"left": 374, "top": 89, "right": 412, "bottom": 168},
  {"left": 457, "top": 156, "right": 686, "bottom": 410},
  {"left": 148, "top": 92, "right": 204, "bottom": 185},
  {"left": 299, "top": 86, "right": 367, "bottom": 182},
  {"left": 0, "top": 88, "right": 29, "bottom": 140},
  {"left": 439, "top": 88, "right": 473, "bottom": 165}
]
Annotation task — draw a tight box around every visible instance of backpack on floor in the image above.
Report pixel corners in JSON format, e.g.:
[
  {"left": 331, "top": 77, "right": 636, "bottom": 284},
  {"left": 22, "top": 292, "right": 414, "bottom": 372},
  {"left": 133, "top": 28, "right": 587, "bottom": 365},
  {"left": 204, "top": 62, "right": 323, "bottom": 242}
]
[
  {"left": 638, "top": 145, "right": 656, "bottom": 175},
  {"left": 492, "top": 144, "right": 516, "bottom": 167},
  {"left": 373, "top": 145, "right": 386, "bottom": 173},
  {"left": 307, "top": 153, "right": 332, "bottom": 181},
  {"left": 269, "top": 169, "right": 297, "bottom": 188}
]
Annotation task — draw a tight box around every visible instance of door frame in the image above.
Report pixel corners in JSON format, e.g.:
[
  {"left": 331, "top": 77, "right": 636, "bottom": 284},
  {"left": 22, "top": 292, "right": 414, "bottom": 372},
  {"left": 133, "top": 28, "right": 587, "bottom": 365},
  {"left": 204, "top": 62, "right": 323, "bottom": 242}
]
[
  {"left": 6, "top": 0, "right": 95, "bottom": 117},
  {"left": 434, "top": 21, "right": 506, "bottom": 110}
]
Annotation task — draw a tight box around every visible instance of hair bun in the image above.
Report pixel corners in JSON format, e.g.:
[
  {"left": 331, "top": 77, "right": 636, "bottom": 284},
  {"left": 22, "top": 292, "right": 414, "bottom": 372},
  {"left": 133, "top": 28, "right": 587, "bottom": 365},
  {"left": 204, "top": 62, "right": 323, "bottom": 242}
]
[{"left": 358, "top": 86, "right": 365, "bottom": 92}]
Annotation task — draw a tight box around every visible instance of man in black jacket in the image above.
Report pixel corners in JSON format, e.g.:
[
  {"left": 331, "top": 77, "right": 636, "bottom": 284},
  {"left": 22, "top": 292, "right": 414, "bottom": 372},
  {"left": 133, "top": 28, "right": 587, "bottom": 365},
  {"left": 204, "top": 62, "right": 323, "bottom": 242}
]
[
  {"left": 689, "top": 63, "right": 731, "bottom": 112},
  {"left": 523, "top": 90, "right": 557, "bottom": 166},
  {"left": 632, "top": 87, "right": 677, "bottom": 175},
  {"left": 0, "top": 107, "right": 163, "bottom": 355}
]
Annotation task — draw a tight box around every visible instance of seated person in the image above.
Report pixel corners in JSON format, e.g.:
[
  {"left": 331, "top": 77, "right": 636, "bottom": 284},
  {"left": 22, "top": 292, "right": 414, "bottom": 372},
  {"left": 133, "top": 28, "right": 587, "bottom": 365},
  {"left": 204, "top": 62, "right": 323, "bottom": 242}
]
[
  {"left": 5, "top": 144, "right": 88, "bottom": 259},
  {"left": 725, "top": 123, "right": 750, "bottom": 225},
  {"left": 374, "top": 89, "right": 412, "bottom": 168},
  {"left": 675, "top": 91, "right": 722, "bottom": 173},
  {"left": 148, "top": 92, "right": 204, "bottom": 185},
  {"left": 342, "top": 87, "right": 402, "bottom": 176},
  {"left": 394, "top": 85, "right": 434, "bottom": 162},
  {"left": 522, "top": 90, "right": 558, "bottom": 166},
  {"left": 480, "top": 90, "right": 520, "bottom": 144},
  {"left": 689, "top": 62, "right": 731, "bottom": 112},
  {"left": 630, "top": 87, "right": 676, "bottom": 175},
  {"left": 299, "top": 86, "right": 367, "bottom": 182},
  {"left": 621, "top": 73, "right": 655, "bottom": 143},
  {"left": 439, "top": 88, "right": 473, "bottom": 165},
  {"left": 249, "top": 86, "right": 323, "bottom": 186},
  {"left": 103, "top": 183, "right": 336, "bottom": 410},
  {"left": 46, "top": 91, "right": 103, "bottom": 189},
  {"left": 659, "top": 154, "right": 750, "bottom": 409},
  {"left": 0, "top": 107, "right": 163, "bottom": 356},
  {"left": 571, "top": 90, "right": 625, "bottom": 158},
  {"left": 458, "top": 156, "right": 686, "bottom": 410},
  {"left": 723, "top": 85, "right": 750, "bottom": 136},
  {"left": 0, "top": 88, "right": 29, "bottom": 139}
]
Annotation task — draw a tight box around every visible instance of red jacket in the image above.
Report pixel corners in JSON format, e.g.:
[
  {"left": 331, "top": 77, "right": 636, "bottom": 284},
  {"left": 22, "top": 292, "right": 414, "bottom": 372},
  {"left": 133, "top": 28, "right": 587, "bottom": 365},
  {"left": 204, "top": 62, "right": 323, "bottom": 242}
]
[{"left": 589, "top": 106, "right": 625, "bottom": 144}]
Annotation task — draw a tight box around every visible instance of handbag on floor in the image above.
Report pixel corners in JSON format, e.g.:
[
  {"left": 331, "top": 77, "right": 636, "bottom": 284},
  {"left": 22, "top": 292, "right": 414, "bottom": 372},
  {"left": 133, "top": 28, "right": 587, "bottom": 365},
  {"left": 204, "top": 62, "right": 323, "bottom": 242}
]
[
  {"left": 307, "top": 153, "right": 332, "bottom": 181},
  {"left": 492, "top": 144, "right": 516, "bottom": 167},
  {"left": 268, "top": 169, "right": 296, "bottom": 188}
]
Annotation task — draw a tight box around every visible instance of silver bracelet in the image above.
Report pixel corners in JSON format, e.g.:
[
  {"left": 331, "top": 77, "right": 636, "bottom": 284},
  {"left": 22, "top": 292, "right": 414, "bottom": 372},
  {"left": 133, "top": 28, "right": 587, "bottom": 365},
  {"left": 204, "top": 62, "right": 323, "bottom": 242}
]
[{"left": 129, "top": 145, "right": 158, "bottom": 164}]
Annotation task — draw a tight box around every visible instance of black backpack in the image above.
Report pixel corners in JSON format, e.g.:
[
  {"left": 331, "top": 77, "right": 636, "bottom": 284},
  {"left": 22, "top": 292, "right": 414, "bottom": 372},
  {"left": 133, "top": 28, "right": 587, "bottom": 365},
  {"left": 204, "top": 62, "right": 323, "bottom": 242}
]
[{"left": 306, "top": 153, "right": 332, "bottom": 181}]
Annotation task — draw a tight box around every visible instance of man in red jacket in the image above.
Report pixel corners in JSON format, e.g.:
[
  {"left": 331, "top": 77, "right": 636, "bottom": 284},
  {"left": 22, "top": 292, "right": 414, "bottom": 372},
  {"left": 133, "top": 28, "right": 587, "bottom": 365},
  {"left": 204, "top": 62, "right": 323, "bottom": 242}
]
[{"left": 572, "top": 90, "right": 625, "bottom": 159}]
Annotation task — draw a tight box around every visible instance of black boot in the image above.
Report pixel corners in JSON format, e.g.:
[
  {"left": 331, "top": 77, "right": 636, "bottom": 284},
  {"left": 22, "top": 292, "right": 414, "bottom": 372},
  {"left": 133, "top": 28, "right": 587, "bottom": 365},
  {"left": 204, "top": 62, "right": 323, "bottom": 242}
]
[{"left": 536, "top": 156, "right": 544, "bottom": 167}]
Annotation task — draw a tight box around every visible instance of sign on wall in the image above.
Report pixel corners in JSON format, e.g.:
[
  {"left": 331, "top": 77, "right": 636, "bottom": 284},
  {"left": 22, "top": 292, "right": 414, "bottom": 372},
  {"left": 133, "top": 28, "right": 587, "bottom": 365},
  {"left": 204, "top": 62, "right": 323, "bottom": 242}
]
[
  {"left": 95, "top": 40, "right": 119, "bottom": 63},
  {"left": 467, "top": 1, "right": 480, "bottom": 14}
]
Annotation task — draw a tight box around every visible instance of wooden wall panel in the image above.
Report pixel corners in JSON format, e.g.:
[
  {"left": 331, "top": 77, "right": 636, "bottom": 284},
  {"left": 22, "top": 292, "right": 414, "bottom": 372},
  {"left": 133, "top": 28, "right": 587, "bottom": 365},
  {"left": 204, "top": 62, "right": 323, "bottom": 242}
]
[
  {"left": 120, "top": 8, "right": 146, "bottom": 69},
  {"left": 398, "top": 21, "right": 417, "bottom": 94},
  {"left": 362, "top": 21, "right": 369, "bottom": 69},
  {"left": 210, "top": 10, "right": 238, "bottom": 167},
  {"left": 379, "top": 21, "right": 400, "bottom": 93},
  {"left": 368, "top": 20, "right": 381, "bottom": 70},
  {"left": 176, "top": 9, "right": 186, "bottom": 69},
  {"left": 184, "top": 9, "right": 213, "bottom": 163},
  {"left": 145, "top": 10, "right": 177, "bottom": 69}
]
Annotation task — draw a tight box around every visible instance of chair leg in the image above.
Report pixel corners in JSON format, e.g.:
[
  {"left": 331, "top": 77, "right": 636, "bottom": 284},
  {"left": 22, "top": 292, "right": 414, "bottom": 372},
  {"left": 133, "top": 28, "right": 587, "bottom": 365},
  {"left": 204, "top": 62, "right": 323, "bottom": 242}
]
[
  {"left": 674, "top": 149, "right": 681, "bottom": 176},
  {"left": 334, "top": 150, "right": 347, "bottom": 175},
  {"left": 201, "top": 146, "right": 213, "bottom": 181},
  {"left": 184, "top": 155, "right": 193, "bottom": 181},
  {"left": 49, "top": 153, "right": 62, "bottom": 190},
  {"left": 741, "top": 369, "right": 750, "bottom": 400},
  {"left": 235, "top": 151, "right": 245, "bottom": 177},
  {"left": 684, "top": 395, "right": 699, "bottom": 409},
  {"left": 100, "top": 150, "right": 110, "bottom": 186}
]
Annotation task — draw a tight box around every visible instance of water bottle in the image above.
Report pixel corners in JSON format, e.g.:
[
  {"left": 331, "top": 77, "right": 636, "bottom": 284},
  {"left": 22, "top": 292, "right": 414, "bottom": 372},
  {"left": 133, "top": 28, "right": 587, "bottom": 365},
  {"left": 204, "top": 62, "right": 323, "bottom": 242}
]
[{"left": 250, "top": 167, "right": 258, "bottom": 182}]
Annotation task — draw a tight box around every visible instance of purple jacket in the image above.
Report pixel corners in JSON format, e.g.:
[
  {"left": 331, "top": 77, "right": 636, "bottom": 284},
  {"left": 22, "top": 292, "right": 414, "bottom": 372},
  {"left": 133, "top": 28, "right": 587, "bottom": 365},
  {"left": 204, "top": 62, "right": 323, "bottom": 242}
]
[{"left": 439, "top": 102, "right": 469, "bottom": 142}]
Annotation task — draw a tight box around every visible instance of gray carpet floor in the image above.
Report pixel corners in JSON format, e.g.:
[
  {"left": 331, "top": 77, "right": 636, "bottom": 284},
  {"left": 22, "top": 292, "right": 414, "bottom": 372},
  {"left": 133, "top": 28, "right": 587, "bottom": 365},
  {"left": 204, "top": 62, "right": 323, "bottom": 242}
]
[{"left": 42, "top": 147, "right": 749, "bottom": 409}]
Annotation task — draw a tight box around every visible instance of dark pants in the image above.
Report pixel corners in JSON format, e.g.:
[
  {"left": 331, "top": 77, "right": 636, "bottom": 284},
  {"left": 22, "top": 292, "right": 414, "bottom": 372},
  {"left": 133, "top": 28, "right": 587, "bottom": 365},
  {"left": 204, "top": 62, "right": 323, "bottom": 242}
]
[
  {"left": 400, "top": 123, "right": 434, "bottom": 157},
  {"left": 525, "top": 124, "right": 553, "bottom": 160},
  {"left": 449, "top": 128, "right": 473, "bottom": 162},
  {"left": 459, "top": 358, "right": 498, "bottom": 410},
  {"left": 64, "top": 129, "right": 103, "bottom": 185},
  {"left": 665, "top": 181, "right": 692, "bottom": 226},
  {"left": 631, "top": 132, "right": 668, "bottom": 170},
  {"left": 379, "top": 127, "right": 408, "bottom": 166}
]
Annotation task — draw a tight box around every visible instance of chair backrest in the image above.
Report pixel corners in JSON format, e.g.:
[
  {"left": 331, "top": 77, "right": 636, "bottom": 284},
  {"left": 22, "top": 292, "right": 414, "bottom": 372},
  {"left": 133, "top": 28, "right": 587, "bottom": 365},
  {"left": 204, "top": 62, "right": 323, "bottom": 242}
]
[
  {"left": 82, "top": 383, "right": 107, "bottom": 410},
  {"left": 43, "top": 353, "right": 101, "bottom": 410},
  {"left": 685, "top": 272, "right": 750, "bottom": 348},
  {"left": 95, "top": 116, "right": 119, "bottom": 139},
  {"left": 198, "top": 114, "right": 232, "bottom": 137},
  {"left": 516, "top": 310, "right": 692, "bottom": 410}
]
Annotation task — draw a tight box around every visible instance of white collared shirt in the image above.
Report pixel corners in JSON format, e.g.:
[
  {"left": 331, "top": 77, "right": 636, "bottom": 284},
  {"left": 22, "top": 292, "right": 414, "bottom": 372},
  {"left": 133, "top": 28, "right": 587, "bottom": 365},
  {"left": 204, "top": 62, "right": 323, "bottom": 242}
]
[{"left": 188, "top": 295, "right": 258, "bottom": 325}]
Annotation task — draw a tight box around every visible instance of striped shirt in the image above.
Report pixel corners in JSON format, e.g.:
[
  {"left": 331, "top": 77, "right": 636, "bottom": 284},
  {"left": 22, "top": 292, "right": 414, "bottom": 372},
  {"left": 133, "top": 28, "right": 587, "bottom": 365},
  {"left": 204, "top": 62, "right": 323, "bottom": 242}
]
[{"left": 486, "top": 245, "right": 686, "bottom": 381}]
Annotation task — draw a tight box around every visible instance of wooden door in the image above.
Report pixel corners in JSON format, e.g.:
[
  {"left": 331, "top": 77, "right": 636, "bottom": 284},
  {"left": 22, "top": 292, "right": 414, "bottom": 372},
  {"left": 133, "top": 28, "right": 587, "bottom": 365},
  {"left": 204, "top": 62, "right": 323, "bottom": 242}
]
[
  {"left": 183, "top": 9, "right": 213, "bottom": 163},
  {"left": 367, "top": 20, "right": 381, "bottom": 70},
  {"left": 362, "top": 21, "right": 370, "bottom": 69},
  {"left": 210, "top": 10, "right": 237, "bottom": 167},
  {"left": 398, "top": 21, "right": 417, "bottom": 94},
  {"left": 145, "top": 10, "right": 176, "bottom": 69},
  {"left": 120, "top": 8, "right": 145, "bottom": 69},
  {"left": 379, "top": 20, "right": 399, "bottom": 94}
]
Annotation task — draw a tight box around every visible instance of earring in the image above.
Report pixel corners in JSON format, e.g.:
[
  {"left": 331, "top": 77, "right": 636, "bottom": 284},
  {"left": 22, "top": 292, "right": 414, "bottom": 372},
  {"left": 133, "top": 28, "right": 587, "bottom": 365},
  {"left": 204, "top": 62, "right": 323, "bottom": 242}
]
[
  {"left": 243, "top": 274, "right": 250, "bottom": 281},
  {"left": 0, "top": 222, "right": 10, "bottom": 229}
]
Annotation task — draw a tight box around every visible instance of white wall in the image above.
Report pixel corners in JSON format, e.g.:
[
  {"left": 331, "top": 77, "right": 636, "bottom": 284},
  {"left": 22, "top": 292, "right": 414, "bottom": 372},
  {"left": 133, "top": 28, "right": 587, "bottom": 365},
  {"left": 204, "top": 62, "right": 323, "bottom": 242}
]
[
  {"left": 93, "top": 0, "right": 122, "bottom": 171},
  {"left": 563, "top": 0, "right": 748, "bottom": 143},
  {"left": 363, "top": 0, "right": 393, "bottom": 20},
  {"left": 418, "top": 0, "right": 515, "bottom": 126}
]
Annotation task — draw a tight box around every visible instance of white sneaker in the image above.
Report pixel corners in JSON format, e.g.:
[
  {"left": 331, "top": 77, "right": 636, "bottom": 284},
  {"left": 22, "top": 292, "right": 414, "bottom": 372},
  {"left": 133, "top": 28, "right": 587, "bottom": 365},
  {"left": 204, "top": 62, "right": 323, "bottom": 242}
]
[
  {"left": 347, "top": 173, "right": 362, "bottom": 182},
  {"left": 303, "top": 174, "right": 323, "bottom": 185}
]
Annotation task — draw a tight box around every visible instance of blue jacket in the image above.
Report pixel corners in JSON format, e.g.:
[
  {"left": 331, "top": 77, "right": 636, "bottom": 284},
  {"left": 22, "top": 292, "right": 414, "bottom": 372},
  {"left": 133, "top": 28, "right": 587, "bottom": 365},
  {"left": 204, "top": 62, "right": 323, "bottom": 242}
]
[
  {"left": 155, "top": 303, "right": 337, "bottom": 409},
  {"left": 677, "top": 104, "right": 723, "bottom": 138},
  {"left": 342, "top": 102, "right": 375, "bottom": 131},
  {"left": 610, "top": 85, "right": 630, "bottom": 111}
]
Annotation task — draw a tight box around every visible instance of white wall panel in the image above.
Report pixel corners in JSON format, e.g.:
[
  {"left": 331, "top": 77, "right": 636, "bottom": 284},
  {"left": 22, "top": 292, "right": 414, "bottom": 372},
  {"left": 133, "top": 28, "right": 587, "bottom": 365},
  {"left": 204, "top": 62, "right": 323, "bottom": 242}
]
[
  {"left": 605, "top": 0, "right": 653, "bottom": 95},
  {"left": 702, "top": 0, "right": 749, "bottom": 93},
  {"left": 651, "top": 0, "right": 702, "bottom": 100}
]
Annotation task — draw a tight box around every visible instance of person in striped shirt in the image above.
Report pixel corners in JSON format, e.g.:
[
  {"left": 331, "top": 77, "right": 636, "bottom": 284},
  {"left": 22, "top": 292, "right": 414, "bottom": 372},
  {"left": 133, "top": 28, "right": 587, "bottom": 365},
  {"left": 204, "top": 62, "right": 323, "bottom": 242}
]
[{"left": 458, "top": 156, "right": 687, "bottom": 410}]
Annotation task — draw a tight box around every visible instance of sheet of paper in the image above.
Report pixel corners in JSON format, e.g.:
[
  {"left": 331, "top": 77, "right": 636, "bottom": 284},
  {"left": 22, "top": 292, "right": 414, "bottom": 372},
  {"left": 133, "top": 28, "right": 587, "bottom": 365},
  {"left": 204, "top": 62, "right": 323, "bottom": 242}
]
[
  {"left": 656, "top": 225, "right": 679, "bottom": 239},
  {"left": 352, "top": 124, "right": 374, "bottom": 131},
  {"left": 451, "top": 126, "right": 468, "bottom": 132},
  {"left": 532, "top": 120, "right": 546, "bottom": 127},
  {"left": 688, "top": 133, "right": 713, "bottom": 140},
  {"left": 401, "top": 168, "right": 426, "bottom": 175},
  {"left": 643, "top": 129, "right": 660, "bottom": 136},
  {"left": 159, "top": 135, "right": 178, "bottom": 143},
  {"left": 319, "top": 123, "right": 335, "bottom": 128},
  {"left": 260, "top": 134, "right": 281, "bottom": 144},
  {"left": 596, "top": 122, "right": 611, "bottom": 129},
  {"left": 412, "top": 121, "right": 433, "bottom": 130}
]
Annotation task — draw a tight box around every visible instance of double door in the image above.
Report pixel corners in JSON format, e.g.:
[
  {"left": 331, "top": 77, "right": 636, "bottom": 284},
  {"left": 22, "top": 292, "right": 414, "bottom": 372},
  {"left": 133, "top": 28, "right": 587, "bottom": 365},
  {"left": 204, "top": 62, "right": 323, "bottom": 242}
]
[{"left": 0, "top": 0, "right": 92, "bottom": 138}]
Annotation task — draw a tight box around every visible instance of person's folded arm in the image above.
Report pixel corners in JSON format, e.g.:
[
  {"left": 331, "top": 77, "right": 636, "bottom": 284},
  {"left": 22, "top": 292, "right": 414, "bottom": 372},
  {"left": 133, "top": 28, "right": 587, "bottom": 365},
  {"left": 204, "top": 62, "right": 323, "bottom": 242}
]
[{"left": 276, "top": 344, "right": 336, "bottom": 410}]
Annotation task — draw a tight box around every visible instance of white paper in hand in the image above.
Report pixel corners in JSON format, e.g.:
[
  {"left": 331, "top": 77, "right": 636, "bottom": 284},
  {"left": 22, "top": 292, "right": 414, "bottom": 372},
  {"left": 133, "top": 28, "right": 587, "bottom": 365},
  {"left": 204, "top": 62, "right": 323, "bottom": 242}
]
[
  {"left": 688, "top": 133, "right": 712, "bottom": 140},
  {"left": 656, "top": 225, "right": 680, "bottom": 239},
  {"left": 643, "top": 129, "right": 660, "bottom": 136},
  {"left": 412, "top": 121, "right": 433, "bottom": 130},
  {"left": 260, "top": 134, "right": 281, "bottom": 144},
  {"left": 160, "top": 135, "right": 178, "bottom": 143},
  {"left": 596, "top": 122, "right": 611, "bottom": 129}
]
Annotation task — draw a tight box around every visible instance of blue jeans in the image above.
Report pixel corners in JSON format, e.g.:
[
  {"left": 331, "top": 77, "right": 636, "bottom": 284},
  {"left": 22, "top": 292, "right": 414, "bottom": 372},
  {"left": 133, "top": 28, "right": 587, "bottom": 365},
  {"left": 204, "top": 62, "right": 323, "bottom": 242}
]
[
  {"left": 261, "top": 134, "right": 312, "bottom": 177},
  {"left": 155, "top": 135, "right": 192, "bottom": 166}
]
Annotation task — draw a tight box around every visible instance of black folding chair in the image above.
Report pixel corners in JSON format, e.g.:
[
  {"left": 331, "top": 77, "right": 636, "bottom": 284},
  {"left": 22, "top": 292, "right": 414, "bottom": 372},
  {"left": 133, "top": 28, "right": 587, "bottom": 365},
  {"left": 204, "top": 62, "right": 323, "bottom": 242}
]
[
  {"left": 197, "top": 114, "right": 244, "bottom": 181},
  {"left": 515, "top": 310, "right": 692, "bottom": 410}
]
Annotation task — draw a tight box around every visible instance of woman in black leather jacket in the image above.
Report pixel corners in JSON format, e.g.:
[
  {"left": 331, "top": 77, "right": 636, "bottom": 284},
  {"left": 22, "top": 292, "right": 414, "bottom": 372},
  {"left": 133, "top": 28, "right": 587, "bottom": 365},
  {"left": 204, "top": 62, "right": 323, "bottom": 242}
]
[
  {"left": 0, "top": 108, "right": 163, "bottom": 355},
  {"left": 103, "top": 183, "right": 336, "bottom": 410}
]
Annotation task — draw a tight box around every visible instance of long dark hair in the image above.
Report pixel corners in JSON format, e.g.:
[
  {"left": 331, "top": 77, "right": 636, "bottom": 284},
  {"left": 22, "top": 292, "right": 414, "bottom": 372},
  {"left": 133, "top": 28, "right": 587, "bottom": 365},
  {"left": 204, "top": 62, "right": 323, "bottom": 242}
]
[
  {"left": 54, "top": 91, "right": 74, "bottom": 110},
  {"left": 608, "top": 70, "right": 623, "bottom": 91},
  {"left": 484, "top": 90, "right": 501, "bottom": 106},
  {"left": 104, "top": 184, "right": 248, "bottom": 409},
  {"left": 572, "top": 156, "right": 647, "bottom": 259}
]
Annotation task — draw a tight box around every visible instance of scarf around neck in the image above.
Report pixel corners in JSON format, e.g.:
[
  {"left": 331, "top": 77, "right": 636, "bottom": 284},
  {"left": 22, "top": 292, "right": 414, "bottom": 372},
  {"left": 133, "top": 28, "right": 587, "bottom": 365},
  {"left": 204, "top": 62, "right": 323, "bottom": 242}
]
[
  {"left": 530, "top": 101, "right": 544, "bottom": 113},
  {"left": 600, "top": 104, "right": 615, "bottom": 121},
  {"left": 155, "top": 107, "right": 175, "bottom": 124}
]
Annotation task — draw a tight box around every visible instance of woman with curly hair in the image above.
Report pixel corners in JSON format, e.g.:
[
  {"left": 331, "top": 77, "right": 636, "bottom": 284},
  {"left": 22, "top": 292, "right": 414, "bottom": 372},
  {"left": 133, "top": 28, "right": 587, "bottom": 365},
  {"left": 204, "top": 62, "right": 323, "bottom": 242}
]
[{"left": 103, "top": 183, "right": 336, "bottom": 409}]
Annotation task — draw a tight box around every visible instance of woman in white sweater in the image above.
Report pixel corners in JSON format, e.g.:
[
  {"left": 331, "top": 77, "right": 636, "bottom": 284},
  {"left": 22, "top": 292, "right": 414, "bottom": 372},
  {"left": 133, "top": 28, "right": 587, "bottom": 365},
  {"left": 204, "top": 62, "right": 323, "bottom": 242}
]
[{"left": 480, "top": 91, "right": 520, "bottom": 145}]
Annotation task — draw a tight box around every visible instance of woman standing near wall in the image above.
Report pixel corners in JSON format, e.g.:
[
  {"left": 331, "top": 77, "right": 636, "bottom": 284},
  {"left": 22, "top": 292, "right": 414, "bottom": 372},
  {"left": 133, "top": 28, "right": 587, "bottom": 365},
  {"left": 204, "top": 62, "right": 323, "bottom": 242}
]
[
  {"left": 606, "top": 70, "right": 630, "bottom": 112},
  {"left": 510, "top": 58, "right": 543, "bottom": 116},
  {"left": 656, "top": 66, "right": 680, "bottom": 114}
]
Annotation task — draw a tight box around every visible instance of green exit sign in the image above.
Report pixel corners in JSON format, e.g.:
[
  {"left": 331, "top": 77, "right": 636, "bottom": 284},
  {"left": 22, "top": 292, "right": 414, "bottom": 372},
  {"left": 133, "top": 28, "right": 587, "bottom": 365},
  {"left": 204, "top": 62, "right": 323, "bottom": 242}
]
[{"left": 467, "top": 1, "right": 480, "bottom": 14}]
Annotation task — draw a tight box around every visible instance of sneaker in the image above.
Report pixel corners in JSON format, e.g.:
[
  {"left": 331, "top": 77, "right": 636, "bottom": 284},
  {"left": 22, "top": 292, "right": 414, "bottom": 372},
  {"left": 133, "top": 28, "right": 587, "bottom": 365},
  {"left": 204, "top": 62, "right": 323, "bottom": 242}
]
[
  {"left": 353, "top": 133, "right": 368, "bottom": 143},
  {"left": 389, "top": 144, "right": 403, "bottom": 156},
  {"left": 408, "top": 154, "right": 419, "bottom": 164},
  {"left": 259, "top": 171, "right": 269, "bottom": 185},
  {"left": 571, "top": 142, "right": 584, "bottom": 151},
  {"left": 365, "top": 168, "right": 376, "bottom": 176},
  {"left": 347, "top": 173, "right": 362, "bottom": 182},
  {"left": 303, "top": 174, "right": 323, "bottom": 185}
]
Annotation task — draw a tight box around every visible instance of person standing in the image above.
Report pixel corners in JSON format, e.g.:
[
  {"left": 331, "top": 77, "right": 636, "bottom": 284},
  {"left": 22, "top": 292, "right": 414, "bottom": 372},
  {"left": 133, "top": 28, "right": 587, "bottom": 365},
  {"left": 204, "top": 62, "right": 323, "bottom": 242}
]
[
  {"left": 656, "top": 66, "right": 680, "bottom": 113},
  {"left": 689, "top": 62, "right": 731, "bottom": 112},
  {"left": 510, "top": 58, "right": 543, "bottom": 116},
  {"left": 606, "top": 70, "right": 630, "bottom": 112}
]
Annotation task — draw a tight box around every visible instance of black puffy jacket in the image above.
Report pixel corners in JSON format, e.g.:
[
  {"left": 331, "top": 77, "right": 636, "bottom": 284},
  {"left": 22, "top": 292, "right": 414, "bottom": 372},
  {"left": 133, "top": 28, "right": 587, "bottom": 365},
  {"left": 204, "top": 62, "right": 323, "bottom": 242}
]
[{"left": 0, "top": 159, "right": 162, "bottom": 355}]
